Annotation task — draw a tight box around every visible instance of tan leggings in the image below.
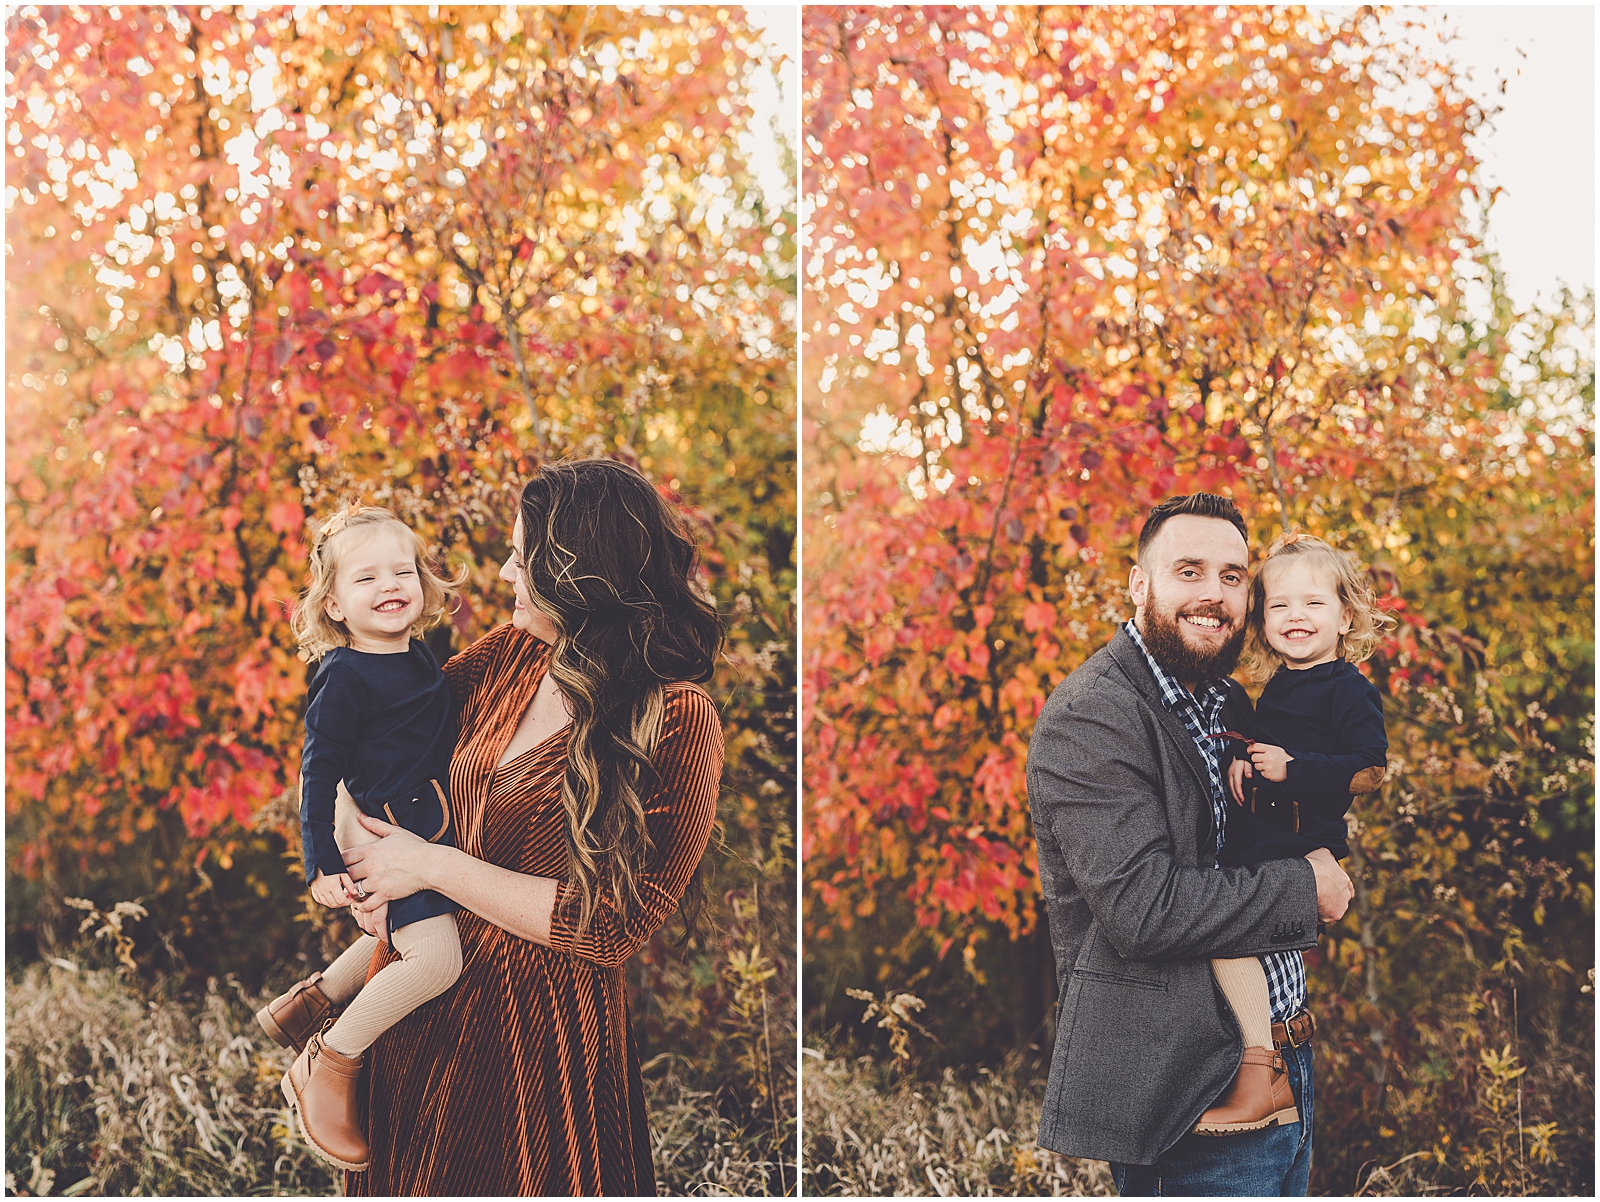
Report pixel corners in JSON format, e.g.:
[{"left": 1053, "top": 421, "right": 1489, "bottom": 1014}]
[
  {"left": 1211, "top": 956, "right": 1273, "bottom": 1049},
  {"left": 316, "top": 913, "right": 462, "bottom": 1056}
]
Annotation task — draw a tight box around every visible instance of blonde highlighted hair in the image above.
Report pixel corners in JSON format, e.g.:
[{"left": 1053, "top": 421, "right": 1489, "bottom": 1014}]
[
  {"left": 516, "top": 459, "right": 722, "bottom": 946},
  {"left": 290, "top": 505, "right": 465, "bottom": 662},
  {"left": 1242, "top": 531, "right": 1396, "bottom": 681}
]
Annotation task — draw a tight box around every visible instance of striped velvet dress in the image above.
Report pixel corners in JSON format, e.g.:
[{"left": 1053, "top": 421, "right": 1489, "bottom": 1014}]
[{"left": 346, "top": 623, "right": 723, "bottom": 1197}]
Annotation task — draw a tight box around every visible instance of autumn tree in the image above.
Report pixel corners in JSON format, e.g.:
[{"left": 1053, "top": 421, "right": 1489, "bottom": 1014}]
[
  {"left": 6, "top": 6, "right": 795, "bottom": 1170},
  {"left": 801, "top": 9, "right": 1592, "bottom": 1185}
]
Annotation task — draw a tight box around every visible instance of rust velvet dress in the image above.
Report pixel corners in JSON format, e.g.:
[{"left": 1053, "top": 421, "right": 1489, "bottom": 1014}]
[{"left": 346, "top": 624, "right": 723, "bottom": 1197}]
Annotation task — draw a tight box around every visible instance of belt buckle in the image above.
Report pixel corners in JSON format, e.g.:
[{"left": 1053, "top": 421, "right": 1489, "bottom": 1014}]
[{"left": 1284, "top": 1009, "right": 1313, "bottom": 1048}]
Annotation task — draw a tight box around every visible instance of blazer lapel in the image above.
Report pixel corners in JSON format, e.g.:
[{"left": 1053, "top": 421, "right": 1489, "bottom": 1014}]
[
  {"left": 1107, "top": 631, "right": 1213, "bottom": 789},
  {"left": 1106, "top": 628, "right": 1218, "bottom": 858}
]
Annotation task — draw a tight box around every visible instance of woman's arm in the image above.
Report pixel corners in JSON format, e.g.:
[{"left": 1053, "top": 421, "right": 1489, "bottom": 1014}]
[
  {"left": 544, "top": 687, "right": 722, "bottom": 966},
  {"left": 344, "top": 686, "right": 723, "bottom": 963},
  {"left": 441, "top": 623, "right": 527, "bottom": 732},
  {"left": 343, "top": 823, "right": 561, "bottom": 943}
]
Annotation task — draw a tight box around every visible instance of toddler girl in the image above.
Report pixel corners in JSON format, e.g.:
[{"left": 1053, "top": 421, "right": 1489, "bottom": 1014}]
[
  {"left": 1195, "top": 532, "right": 1392, "bottom": 1135},
  {"left": 256, "top": 506, "right": 466, "bottom": 1171}
]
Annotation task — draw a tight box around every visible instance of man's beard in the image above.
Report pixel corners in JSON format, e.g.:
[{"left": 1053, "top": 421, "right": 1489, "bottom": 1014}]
[{"left": 1140, "top": 589, "right": 1245, "bottom": 684}]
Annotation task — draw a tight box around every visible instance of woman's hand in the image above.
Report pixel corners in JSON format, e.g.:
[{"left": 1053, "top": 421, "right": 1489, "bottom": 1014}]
[{"left": 341, "top": 814, "right": 441, "bottom": 912}]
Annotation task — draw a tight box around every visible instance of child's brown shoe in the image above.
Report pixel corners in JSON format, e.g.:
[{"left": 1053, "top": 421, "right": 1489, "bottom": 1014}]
[
  {"left": 1193, "top": 1046, "right": 1300, "bottom": 1135},
  {"left": 256, "top": 972, "right": 339, "bottom": 1053},
  {"left": 281, "top": 1032, "right": 368, "bottom": 1171}
]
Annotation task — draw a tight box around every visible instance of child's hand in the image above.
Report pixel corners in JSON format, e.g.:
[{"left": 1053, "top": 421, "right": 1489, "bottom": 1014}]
[
  {"left": 1248, "top": 742, "right": 1292, "bottom": 782},
  {"left": 309, "top": 869, "right": 354, "bottom": 908},
  {"left": 1228, "top": 757, "right": 1252, "bottom": 806}
]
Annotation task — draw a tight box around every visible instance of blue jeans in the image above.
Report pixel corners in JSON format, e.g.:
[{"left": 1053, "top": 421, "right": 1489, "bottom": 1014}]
[{"left": 1110, "top": 1043, "right": 1314, "bottom": 1197}]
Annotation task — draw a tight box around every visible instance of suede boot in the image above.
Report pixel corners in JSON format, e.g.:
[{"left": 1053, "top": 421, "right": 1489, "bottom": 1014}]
[
  {"left": 281, "top": 1032, "right": 369, "bottom": 1171},
  {"left": 256, "top": 972, "right": 340, "bottom": 1053},
  {"left": 1193, "top": 1046, "right": 1299, "bottom": 1135}
]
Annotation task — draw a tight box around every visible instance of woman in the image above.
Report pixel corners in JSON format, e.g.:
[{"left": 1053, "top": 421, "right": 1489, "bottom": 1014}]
[{"left": 338, "top": 459, "right": 724, "bottom": 1195}]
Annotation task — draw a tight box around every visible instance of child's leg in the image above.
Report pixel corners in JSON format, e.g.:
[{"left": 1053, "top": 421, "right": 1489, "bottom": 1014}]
[
  {"left": 321, "top": 914, "right": 462, "bottom": 1056},
  {"left": 1210, "top": 955, "right": 1273, "bottom": 1048},
  {"left": 318, "top": 935, "right": 383, "bottom": 1005}
]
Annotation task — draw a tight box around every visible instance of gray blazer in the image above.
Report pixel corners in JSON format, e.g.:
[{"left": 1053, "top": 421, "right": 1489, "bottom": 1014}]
[{"left": 1027, "top": 627, "right": 1320, "bottom": 1166}]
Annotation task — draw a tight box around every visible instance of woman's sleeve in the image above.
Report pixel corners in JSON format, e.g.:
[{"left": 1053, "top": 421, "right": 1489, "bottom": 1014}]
[{"left": 545, "top": 686, "right": 724, "bottom": 968}]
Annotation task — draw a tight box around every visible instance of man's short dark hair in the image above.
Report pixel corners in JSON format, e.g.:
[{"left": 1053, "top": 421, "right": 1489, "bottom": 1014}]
[{"left": 1136, "top": 494, "right": 1249, "bottom": 567}]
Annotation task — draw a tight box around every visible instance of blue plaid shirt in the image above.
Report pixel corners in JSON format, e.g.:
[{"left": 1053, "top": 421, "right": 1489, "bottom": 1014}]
[{"left": 1124, "top": 621, "right": 1307, "bottom": 1021}]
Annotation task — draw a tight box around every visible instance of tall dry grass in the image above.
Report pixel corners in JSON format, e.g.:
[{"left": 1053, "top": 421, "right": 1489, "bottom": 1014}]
[
  {"left": 649, "top": 1069, "right": 793, "bottom": 1196},
  {"left": 6, "top": 903, "right": 790, "bottom": 1197},
  {"left": 806, "top": 974, "right": 1592, "bottom": 1199},
  {"left": 5, "top": 956, "right": 330, "bottom": 1197},
  {"left": 802, "top": 1040, "right": 1114, "bottom": 1197}
]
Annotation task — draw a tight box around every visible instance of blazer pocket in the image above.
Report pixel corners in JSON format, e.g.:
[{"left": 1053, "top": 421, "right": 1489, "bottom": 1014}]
[
  {"left": 1071, "top": 967, "right": 1169, "bottom": 993},
  {"left": 1076, "top": 923, "right": 1167, "bottom": 991}
]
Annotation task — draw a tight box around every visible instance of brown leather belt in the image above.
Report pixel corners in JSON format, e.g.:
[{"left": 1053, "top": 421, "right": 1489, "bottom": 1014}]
[{"left": 1272, "top": 1009, "right": 1316, "bottom": 1049}]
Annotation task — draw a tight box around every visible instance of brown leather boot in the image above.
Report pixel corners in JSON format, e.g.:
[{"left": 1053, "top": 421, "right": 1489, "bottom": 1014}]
[
  {"left": 281, "top": 1032, "right": 369, "bottom": 1171},
  {"left": 1193, "top": 1046, "right": 1299, "bottom": 1135},
  {"left": 256, "top": 972, "right": 339, "bottom": 1053}
]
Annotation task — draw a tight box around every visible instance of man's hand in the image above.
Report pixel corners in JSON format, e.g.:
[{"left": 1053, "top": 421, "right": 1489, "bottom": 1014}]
[
  {"left": 1304, "top": 848, "right": 1353, "bottom": 922},
  {"left": 1227, "top": 757, "right": 1251, "bottom": 806},
  {"left": 309, "top": 869, "right": 355, "bottom": 908},
  {"left": 1248, "top": 741, "right": 1292, "bottom": 782}
]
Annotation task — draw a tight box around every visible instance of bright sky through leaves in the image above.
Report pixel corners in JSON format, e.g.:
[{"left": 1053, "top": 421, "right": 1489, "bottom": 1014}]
[
  {"left": 743, "top": 6, "right": 800, "bottom": 212},
  {"left": 1349, "top": 5, "right": 1595, "bottom": 312}
]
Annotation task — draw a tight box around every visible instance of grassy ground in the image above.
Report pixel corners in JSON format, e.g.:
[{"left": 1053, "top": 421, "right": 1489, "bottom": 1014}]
[
  {"left": 801, "top": 1042, "right": 1114, "bottom": 1197},
  {"left": 803, "top": 1003, "right": 1591, "bottom": 1199},
  {"left": 5, "top": 957, "right": 329, "bottom": 1197},
  {"left": 5, "top": 955, "right": 784, "bottom": 1197}
]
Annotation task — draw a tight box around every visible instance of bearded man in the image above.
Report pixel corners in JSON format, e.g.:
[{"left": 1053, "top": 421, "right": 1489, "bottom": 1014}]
[{"left": 1026, "top": 493, "right": 1354, "bottom": 1195}]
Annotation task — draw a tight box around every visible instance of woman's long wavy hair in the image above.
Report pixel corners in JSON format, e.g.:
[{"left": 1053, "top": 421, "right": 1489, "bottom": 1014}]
[{"left": 517, "top": 459, "right": 722, "bottom": 944}]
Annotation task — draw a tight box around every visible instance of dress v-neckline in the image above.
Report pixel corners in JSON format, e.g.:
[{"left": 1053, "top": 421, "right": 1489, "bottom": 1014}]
[
  {"left": 493, "top": 721, "right": 570, "bottom": 775},
  {"left": 487, "top": 636, "right": 569, "bottom": 773}
]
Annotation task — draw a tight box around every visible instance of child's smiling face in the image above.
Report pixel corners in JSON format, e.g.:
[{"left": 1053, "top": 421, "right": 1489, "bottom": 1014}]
[
  {"left": 323, "top": 524, "right": 424, "bottom": 653},
  {"left": 1261, "top": 556, "right": 1351, "bottom": 670}
]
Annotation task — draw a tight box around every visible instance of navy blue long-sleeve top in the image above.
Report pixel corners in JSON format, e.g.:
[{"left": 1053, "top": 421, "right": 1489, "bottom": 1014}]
[
  {"left": 299, "top": 641, "right": 457, "bottom": 886},
  {"left": 1218, "top": 657, "right": 1387, "bottom": 866}
]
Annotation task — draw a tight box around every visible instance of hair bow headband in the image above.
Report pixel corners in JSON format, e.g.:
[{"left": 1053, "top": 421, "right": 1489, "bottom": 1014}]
[{"left": 312, "top": 504, "right": 369, "bottom": 554}]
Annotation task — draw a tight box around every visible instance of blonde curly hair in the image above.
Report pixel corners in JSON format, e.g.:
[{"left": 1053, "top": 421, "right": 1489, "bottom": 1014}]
[
  {"left": 290, "top": 505, "right": 465, "bottom": 662},
  {"left": 1241, "top": 531, "right": 1396, "bottom": 681}
]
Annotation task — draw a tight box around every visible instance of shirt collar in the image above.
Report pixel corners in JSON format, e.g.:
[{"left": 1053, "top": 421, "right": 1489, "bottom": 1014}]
[{"left": 1124, "top": 619, "right": 1229, "bottom": 713}]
